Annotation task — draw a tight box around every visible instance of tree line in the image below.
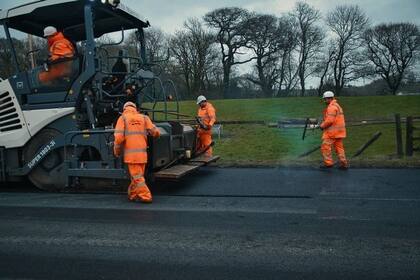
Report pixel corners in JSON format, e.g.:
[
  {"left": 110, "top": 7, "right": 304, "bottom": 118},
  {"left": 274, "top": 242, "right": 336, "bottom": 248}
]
[
  {"left": 1, "top": 2, "right": 419, "bottom": 99},
  {"left": 161, "top": 2, "right": 419, "bottom": 98}
]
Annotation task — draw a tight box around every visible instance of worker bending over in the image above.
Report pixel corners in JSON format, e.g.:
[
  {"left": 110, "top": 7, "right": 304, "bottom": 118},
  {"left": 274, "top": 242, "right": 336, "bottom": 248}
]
[
  {"left": 196, "top": 95, "right": 216, "bottom": 157},
  {"left": 114, "top": 102, "right": 160, "bottom": 203},
  {"left": 319, "top": 91, "right": 348, "bottom": 170},
  {"left": 38, "top": 26, "right": 76, "bottom": 84}
]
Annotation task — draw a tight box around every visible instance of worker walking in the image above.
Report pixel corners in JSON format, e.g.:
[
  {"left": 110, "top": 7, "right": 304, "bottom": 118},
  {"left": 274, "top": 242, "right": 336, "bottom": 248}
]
[
  {"left": 196, "top": 95, "right": 216, "bottom": 157},
  {"left": 38, "top": 26, "right": 76, "bottom": 84},
  {"left": 319, "top": 91, "right": 348, "bottom": 170},
  {"left": 114, "top": 102, "right": 160, "bottom": 203}
]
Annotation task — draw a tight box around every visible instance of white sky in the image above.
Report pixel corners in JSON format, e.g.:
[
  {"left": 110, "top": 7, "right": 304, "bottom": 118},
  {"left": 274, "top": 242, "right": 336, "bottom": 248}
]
[
  {"left": 1, "top": 0, "right": 419, "bottom": 34},
  {"left": 1, "top": 0, "right": 419, "bottom": 86}
]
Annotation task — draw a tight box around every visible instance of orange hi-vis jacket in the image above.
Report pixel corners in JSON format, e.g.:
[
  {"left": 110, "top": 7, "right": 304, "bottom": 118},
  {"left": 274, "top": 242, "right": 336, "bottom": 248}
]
[
  {"left": 197, "top": 102, "right": 216, "bottom": 132},
  {"left": 47, "top": 32, "right": 75, "bottom": 61},
  {"left": 320, "top": 99, "right": 346, "bottom": 139},
  {"left": 113, "top": 106, "right": 160, "bottom": 164}
]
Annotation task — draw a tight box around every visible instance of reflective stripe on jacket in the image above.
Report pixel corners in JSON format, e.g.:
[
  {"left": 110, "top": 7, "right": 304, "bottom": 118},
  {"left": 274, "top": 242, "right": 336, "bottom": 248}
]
[
  {"left": 197, "top": 102, "right": 216, "bottom": 133},
  {"left": 48, "top": 32, "right": 75, "bottom": 61},
  {"left": 113, "top": 106, "right": 160, "bottom": 163},
  {"left": 320, "top": 99, "right": 346, "bottom": 139}
]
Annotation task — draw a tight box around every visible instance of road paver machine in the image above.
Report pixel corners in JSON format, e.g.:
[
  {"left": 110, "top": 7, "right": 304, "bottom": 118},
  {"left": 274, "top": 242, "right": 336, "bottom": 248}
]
[{"left": 0, "top": 0, "right": 218, "bottom": 190}]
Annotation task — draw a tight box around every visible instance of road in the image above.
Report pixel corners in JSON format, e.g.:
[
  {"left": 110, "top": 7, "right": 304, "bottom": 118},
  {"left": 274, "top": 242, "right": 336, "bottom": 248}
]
[{"left": 0, "top": 167, "right": 419, "bottom": 280}]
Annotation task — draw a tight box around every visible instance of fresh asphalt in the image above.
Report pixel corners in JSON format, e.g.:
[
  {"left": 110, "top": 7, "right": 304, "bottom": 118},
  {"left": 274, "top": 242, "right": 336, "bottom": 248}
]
[{"left": 0, "top": 167, "right": 419, "bottom": 280}]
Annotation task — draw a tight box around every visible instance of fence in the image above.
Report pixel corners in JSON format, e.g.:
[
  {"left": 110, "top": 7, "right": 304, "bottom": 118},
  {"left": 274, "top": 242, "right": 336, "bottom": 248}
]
[{"left": 406, "top": 116, "right": 420, "bottom": 156}]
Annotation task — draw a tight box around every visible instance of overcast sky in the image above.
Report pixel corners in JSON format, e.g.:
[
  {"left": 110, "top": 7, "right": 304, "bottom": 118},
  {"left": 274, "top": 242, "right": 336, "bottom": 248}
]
[
  {"left": 1, "top": 0, "right": 418, "bottom": 85},
  {"left": 1, "top": 0, "right": 419, "bottom": 34}
]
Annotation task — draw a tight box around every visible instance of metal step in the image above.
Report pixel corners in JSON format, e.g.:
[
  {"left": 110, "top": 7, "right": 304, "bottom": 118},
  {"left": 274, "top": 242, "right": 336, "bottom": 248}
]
[
  {"left": 189, "top": 155, "right": 220, "bottom": 165},
  {"left": 154, "top": 163, "right": 203, "bottom": 181},
  {"left": 0, "top": 147, "right": 5, "bottom": 182}
]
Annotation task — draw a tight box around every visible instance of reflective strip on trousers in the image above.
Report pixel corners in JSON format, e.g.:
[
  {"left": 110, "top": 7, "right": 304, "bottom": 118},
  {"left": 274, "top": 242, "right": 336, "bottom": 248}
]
[
  {"left": 132, "top": 173, "right": 144, "bottom": 180},
  {"left": 133, "top": 181, "right": 147, "bottom": 188},
  {"left": 125, "top": 148, "right": 148, "bottom": 154},
  {"left": 321, "top": 139, "right": 334, "bottom": 166},
  {"left": 114, "top": 130, "right": 147, "bottom": 136},
  {"left": 125, "top": 131, "right": 147, "bottom": 136}
]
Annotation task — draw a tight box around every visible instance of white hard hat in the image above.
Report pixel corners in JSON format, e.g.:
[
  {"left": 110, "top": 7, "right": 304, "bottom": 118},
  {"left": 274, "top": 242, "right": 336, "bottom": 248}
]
[
  {"left": 123, "top": 101, "right": 136, "bottom": 110},
  {"left": 322, "top": 91, "right": 335, "bottom": 99},
  {"left": 43, "top": 26, "right": 57, "bottom": 37},
  {"left": 196, "top": 95, "right": 207, "bottom": 105}
]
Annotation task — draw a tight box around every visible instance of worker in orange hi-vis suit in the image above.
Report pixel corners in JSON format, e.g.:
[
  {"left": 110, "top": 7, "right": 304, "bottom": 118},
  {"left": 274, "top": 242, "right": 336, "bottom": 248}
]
[
  {"left": 319, "top": 91, "right": 349, "bottom": 170},
  {"left": 113, "top": 102, "right": 161, "bottom": 203},
  {"left": 38, "top": 26, "right": 76, "bottom": 84},
  {"left": 196, "top": 95, "right": 216, "bottom": 157}
]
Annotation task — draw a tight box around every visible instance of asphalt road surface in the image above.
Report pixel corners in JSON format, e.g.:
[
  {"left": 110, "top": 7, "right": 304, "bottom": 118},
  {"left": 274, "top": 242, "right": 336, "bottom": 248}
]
[{"left": 0, "top": 167, "right": 419, "bottom": 280}]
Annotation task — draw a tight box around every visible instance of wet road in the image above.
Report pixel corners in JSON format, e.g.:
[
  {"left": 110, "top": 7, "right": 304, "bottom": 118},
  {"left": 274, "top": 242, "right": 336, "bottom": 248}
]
[{"left": 0, "top": 167, "right": 420, "bottom": 279}]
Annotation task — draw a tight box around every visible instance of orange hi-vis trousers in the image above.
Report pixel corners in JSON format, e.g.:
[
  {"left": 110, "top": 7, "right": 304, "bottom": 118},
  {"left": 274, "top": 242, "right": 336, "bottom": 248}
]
[
  {"left": 38, "top": 61, "right": 73, "bottom": 84},
  {"left": 321, "top": 138, "right": 348, "bottom": 167},
  {"left": 127, "top": 164, "right": 152, "bottom": 202},
  {"left": 197, "top": 129, "right": 212, "bottom": 157}
]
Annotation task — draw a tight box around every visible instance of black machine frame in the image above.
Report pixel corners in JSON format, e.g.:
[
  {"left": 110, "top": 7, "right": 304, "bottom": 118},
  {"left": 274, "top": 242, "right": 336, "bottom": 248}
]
[{"left": 0, "top": 0, "right": 206, "bottom": 188}]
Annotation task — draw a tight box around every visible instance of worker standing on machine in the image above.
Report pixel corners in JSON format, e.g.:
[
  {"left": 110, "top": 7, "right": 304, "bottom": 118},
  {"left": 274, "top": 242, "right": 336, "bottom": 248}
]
[
  {"left": 38, "top": 26, "right": 76, "bottom": 84},
  {"left": 318, "top": 91, "right": 348, "bottom": 170},
  {"left": 196, "top": 95, "right": 216, "bottom": 157},
  {"left": 113, "top": 102, "right": 160, "bottom": 203},
  {"left": 111, "top": 50, "right": 128, "bottom": 93}
]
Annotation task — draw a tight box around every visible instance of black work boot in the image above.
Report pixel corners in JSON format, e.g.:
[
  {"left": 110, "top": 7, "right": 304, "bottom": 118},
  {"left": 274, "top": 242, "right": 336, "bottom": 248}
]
[
  {"left": 319, "top": 164, "right": 333, "bottom": 169},
  {"left": 338, "top": 165, "right": 349, "bottom": 170}
]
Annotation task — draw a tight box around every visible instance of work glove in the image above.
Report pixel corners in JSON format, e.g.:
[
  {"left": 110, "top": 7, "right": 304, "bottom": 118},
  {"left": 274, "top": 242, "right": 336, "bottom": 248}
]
[
  {"left": 112, "top": 142, "right": 121, "bottom": 157},
  {"left": 309, "top": 124, "right": 320, "bottom": 129}
]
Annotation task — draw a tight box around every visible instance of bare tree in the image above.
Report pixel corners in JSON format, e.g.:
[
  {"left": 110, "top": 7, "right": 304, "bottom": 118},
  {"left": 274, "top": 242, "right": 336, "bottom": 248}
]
[
  {"left": 278, "top": 51, "right": 299, "bottom": 96},
  {"left": 316, "top": 42, "right": 336, "bottom": 96},
  {"left": 0, "top": 37, "right": 30, "bottom": 78},
  {"left": 364, "top": 23, "right": 420, "bottom": 95},
  {"left": 170, "top": 18, "right": 216, "bottom": 97},
  {"left": 24, "top": 35, "right": 48, "bottom": 68},
  {"left": 204, "top": 7, "right": 255, "bottom": 98},
  {"left": 144, "top": 27, "right": 168, "bottom": 62},
  {"left": 170, "top": 31, "right": 193, "bottom": 96},
  {"left": 243, "top": 14, "right": 281, "bottom": 97},
  {"left": 203, "top": 49, "right": 223, "bottom": 93},
  {"left": 184, "top": 18, "right": 218, "bottom": 94},
  {"left": 276, "top": 16, "right": 299, "bottom": 96},
  {"left": 291, "top": 1, "right": 324, "bottom": 97},
  {"left": 123, "top": 29, "right": 170, "bottom": 81},
  {"left": 244, "top": 14, "right": 296, "bottom": 97},
  {"left": 326, "top": 5, "right": 370, "bottom": 95}
]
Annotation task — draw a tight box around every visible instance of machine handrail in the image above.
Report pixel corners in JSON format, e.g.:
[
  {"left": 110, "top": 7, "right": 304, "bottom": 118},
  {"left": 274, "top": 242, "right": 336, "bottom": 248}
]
[{"left": 98, "top": 28, "right": 125, "bottom": 48}]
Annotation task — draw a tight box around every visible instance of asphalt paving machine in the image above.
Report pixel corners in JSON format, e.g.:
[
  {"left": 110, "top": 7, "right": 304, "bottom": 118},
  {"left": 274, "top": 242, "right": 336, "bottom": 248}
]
[{"left": 0, "top": 0, "right": 218, "bottom": 190}]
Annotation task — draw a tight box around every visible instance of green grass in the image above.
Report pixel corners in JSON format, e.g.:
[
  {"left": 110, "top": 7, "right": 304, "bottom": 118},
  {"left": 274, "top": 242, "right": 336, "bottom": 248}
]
[
  {"left": 213, "top": 123, "right": 420, "bottom": 167},
  {"left": 161, "top": 95, "right": 420, "bottom": 122},
  {"left": 148, "top": 96, "right": 420, "bottom": 167}
]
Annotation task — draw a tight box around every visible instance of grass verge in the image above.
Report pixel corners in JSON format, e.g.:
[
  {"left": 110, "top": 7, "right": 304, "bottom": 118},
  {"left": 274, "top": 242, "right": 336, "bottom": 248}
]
[
  {"left": 149, "top": 96, "right": 420, "bottom": 167},
  {"left": 212, "top": 123, "right": 420, "bottom": 168}
]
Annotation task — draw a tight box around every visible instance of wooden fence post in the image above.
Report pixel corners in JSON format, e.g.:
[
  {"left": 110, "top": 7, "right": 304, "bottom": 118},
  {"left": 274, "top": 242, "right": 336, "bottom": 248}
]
[
  {"left": 395, "top": 114, "right": 403, "bottom": 157},
  {"left": 406, "top": 116, "right": 413, "bottom": 156}
]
